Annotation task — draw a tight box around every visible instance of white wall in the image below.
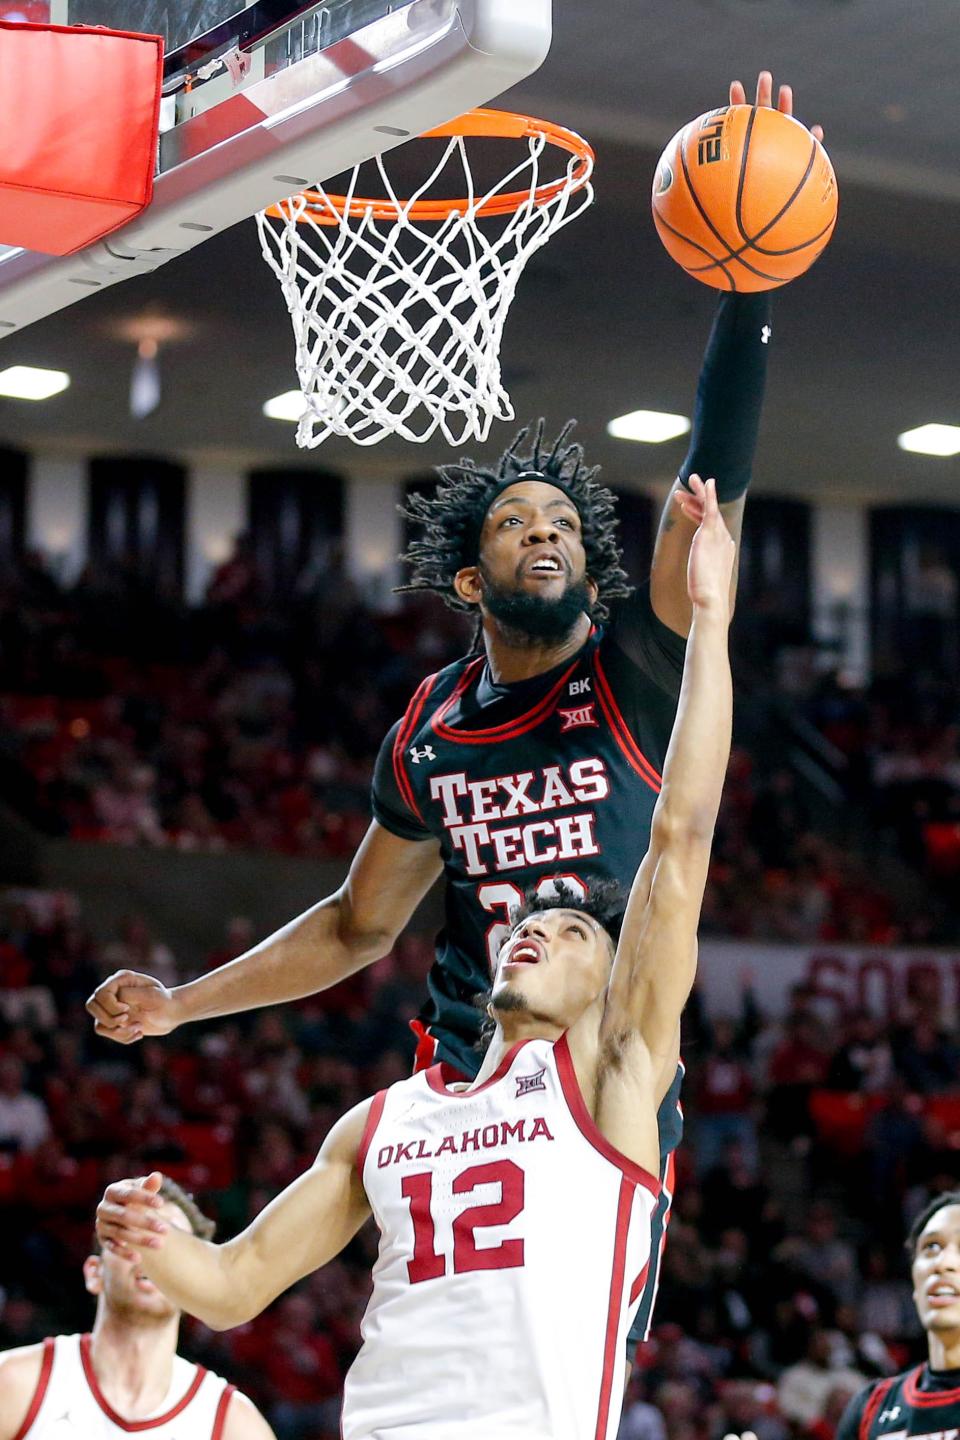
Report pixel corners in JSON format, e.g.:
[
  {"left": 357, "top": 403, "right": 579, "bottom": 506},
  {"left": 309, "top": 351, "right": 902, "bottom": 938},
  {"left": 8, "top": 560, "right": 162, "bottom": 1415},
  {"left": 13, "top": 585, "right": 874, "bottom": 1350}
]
[
  {"left": 26, "top": 454, "right": 87, "bottom": 584},
  {"left": 811, "top": 501, "right": 870, "bottom": 686},
  {"left": 345, "top": 475, "right": 403, "bottom": 610},
  {"left": 185, "top": 465, "right": 246, "bottom": 605}
]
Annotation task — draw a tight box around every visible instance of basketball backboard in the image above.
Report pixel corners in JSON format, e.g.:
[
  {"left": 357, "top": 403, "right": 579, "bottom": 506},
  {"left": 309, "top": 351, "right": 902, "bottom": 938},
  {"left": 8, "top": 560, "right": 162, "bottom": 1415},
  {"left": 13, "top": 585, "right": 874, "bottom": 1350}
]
[{"left": 0, "top": 1, "right": 551, "bottom": 332}]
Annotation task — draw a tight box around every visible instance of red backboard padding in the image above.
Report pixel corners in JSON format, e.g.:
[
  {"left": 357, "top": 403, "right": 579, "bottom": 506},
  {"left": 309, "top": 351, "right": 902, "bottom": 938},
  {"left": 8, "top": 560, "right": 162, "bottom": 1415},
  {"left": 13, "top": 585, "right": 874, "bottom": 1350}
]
[{"left": 0, "top": 21, "right": 163, "bottom": 255}]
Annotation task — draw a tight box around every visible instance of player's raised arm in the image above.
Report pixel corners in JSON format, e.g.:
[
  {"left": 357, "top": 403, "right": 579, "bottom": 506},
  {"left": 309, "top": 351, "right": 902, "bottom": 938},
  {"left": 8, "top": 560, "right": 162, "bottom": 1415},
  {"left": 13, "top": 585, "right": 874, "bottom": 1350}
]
[
  {"left": 600, "top": 476, "right": 734, "bottom": 1095},
  {"left": 85, "top": 820, "right": 442, "bottom": 1043},
  {"left": 95, "top": 1098, "right": 374, "bottom": 1329},
  {"left": 648, "top": 70, "right": 823, "bottom": 639}
]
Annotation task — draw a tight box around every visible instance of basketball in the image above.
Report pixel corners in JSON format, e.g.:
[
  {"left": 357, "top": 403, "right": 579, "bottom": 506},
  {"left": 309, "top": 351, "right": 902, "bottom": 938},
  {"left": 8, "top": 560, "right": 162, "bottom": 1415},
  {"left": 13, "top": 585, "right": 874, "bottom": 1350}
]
[{"left": 651, "top": 104, "right": 838, "bottom": 291}]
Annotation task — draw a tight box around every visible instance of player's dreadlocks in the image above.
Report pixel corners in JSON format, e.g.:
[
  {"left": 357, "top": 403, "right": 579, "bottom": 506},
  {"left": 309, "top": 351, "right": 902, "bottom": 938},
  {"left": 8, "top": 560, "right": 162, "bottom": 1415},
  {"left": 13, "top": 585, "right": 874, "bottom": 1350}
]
[
  {"left": 398, "top": 420, "right": 632, "bottom": 629},
  {"left": 473, "top": 878, "right": 626, "bottom": 1051}
]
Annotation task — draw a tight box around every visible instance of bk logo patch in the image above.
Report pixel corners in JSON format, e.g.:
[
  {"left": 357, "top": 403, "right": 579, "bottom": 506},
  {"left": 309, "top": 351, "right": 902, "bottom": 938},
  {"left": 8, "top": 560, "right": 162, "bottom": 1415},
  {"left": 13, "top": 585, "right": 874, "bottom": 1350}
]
[
  {"left": 558, "top": 704, "right": 598, "bottom": 732},
  {"left": 516, "top": 1067, "right": 547, "bottom": 1097}
]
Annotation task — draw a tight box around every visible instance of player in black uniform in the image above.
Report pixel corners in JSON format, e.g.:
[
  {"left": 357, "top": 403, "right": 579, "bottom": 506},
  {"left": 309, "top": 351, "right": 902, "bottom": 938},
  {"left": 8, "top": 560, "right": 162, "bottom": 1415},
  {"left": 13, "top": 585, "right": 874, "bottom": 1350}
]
[
  {"left": 837, "top": 1192, "right": 960, "bottom": 1440},
  {"left": 87, "top": 69, "right": 822, "bottom": 1350}
]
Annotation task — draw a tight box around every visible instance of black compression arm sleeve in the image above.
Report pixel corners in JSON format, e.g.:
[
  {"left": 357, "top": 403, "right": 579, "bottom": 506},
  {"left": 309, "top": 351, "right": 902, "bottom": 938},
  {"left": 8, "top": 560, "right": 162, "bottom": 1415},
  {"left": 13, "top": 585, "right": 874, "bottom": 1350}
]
[{"left": 678, "top": 291, "right": 772, "bottom": 504}]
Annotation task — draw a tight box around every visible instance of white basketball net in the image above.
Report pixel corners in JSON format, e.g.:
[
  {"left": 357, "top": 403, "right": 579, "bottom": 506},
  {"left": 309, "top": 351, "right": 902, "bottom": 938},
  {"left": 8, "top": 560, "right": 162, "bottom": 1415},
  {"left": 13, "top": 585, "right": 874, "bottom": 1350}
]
[{"left": 255, "top": 124, "right": 594, "bottom": 448}]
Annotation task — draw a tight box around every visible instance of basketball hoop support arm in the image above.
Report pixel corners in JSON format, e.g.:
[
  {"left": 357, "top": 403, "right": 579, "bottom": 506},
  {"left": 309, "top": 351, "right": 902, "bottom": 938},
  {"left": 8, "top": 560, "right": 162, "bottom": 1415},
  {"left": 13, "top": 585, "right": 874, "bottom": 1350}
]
[{"left": 0, "top": 0, "right": 550, "bottom": 335}]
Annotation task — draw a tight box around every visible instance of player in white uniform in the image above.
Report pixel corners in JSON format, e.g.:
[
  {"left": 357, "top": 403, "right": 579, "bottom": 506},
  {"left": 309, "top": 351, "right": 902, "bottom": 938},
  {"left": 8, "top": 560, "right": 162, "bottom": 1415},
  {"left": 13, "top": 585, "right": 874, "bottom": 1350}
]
[
  {"left": 95, "top": 475, "right": 734, "bottom": 1440},
  {"left": 0, "top": 1178, "right": 274, "bottom": 1440}
]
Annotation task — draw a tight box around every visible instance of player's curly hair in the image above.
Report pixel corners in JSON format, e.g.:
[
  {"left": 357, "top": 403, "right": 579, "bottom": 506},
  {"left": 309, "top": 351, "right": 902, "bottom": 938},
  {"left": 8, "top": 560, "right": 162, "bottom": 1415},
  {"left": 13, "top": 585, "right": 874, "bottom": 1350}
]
[
  {"left": 507, "top": 877, "right": 626, "bottom": 945},
  {"left": 397, "top": 420, "right": 632, "bottom": 624},
  {"left": 472, "top": 878, "right": 626, "bottom": 1051}
]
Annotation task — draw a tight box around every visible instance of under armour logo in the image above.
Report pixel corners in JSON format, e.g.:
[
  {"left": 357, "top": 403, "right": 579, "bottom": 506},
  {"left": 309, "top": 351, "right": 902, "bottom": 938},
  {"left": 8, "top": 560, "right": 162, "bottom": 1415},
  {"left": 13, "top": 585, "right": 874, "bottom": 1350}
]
[
  {"left": 761, "top": 324, "right": 772, "bottom": 344},
  {"left": 569, "top": 677, "right": 592, "bottom": 696},
  {"left": 516, "top": 1067, "right": 547, "bottom": 1096},
  {"left": 409, "top": 745, "right": 436, "bottom": 764},
  {"left": 558, "top": 704, "right": 598, "bottom": 731},
  {"left": 878, "top": 1407, "right": 901, "bottom": 1424}
]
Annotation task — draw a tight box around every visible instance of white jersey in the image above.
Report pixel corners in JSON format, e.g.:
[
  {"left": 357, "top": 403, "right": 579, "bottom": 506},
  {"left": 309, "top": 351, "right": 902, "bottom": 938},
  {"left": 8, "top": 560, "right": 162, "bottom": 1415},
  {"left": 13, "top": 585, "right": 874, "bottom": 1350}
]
[
  {"left": 343, "top": 1034, "right": 660, "bottom": 1440},
  {"left": 15, "top": 1333, "right": 235, "bottom": 1440}
]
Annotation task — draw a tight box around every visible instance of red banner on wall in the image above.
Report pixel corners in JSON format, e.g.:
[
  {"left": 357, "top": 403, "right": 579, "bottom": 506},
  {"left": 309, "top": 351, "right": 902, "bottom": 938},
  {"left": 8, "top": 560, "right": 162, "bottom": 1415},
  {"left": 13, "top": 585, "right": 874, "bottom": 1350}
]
[{"left": 697, "top": 940, "right": 960, "bottom": 1024}]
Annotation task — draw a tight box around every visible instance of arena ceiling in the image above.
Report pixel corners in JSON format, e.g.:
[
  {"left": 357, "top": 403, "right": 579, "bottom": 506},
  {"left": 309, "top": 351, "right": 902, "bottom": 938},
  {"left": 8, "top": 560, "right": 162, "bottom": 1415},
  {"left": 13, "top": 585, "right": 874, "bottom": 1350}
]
[{"left": 1, "top": 0, "right": 958, "bottom": 506}]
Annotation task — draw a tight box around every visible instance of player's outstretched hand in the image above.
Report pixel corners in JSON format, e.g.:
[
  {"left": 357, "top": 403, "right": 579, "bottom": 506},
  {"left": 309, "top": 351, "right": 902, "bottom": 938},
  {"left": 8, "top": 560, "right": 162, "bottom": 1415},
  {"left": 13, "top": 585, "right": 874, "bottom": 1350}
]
[
  {"left": 685, "top": 476, "right": 735, "bottom": 613},
  {"left": 730, "top": 69, "right": 824, "bottom": 143},
  {"left": 96, "top": 1171, "right": 168, "bottom": 1263},
  {"left": 85, "top": 970, "right": 179, "bottom": 1044}
]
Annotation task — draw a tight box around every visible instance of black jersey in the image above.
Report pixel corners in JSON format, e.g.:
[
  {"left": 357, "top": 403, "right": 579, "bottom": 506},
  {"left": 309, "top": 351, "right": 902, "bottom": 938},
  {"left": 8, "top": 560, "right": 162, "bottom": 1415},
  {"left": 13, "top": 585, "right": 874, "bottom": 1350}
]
[
  {"left": 372, "top": 585, "right": 685, "bottom": 1078},
  {"left": 837, "top": 1364, "right": 960, "bottom": 1440}
]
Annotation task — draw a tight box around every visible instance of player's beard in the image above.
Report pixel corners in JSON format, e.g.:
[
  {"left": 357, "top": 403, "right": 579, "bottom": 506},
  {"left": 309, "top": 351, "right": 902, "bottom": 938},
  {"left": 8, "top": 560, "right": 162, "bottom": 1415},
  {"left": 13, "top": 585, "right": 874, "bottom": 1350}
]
[
  {"left": 480, "top": 569, "right": 593, "bottom": 646},
  {"left": 490, "top": 986, "right": 530, "bottom": 1015}
]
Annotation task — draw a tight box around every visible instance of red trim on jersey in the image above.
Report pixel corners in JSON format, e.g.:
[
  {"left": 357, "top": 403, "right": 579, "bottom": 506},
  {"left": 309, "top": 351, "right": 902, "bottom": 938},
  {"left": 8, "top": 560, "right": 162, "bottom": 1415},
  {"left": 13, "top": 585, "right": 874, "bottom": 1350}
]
[
  {"left": 211, "top": 1383, "right": 236, "bottom": 1440},
  {"left": 592, "top": 653, "right": 661, "bottom": 794},
  {"left": 356, "top": 1089, "right": 389, "bottom": 1180},
  {"left": 554, "top": 1034, "right": 661, "bottom": 1197},
  {"left": 903, "top": 1363, "right": 960, "bottom": 1407},
  {"left": 628, "top": 1261, "right": 650, "bottom": 1307},
  {"left": 425, "top": 1039, "right": 532, "bottom": 1096},
  {"left": 859, "top": 1375, "right": 897, "bottom": 1440},
  {"left": 410, "top": 1019, "right": 440, "bottom": 1074},
  {"left": 594, "top": 1175, "right": 634, "bottom": 1440},
  {"left": 430, "top": 657, "right": 582, "bottom": 744},
  {"left": 11, "top": 1336, "right": 54, "bottom": 1440},
  {"left": 79, "top": 1334, "right": 207, "bottom": 1430},
  {"left": 392, "top": 672, "right": 439, "bottom": 823}
]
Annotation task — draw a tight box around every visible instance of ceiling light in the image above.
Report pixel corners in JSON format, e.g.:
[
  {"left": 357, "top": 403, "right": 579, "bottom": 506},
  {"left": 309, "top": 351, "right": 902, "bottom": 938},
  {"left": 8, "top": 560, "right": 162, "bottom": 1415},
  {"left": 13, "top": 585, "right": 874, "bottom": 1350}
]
[
  {"left": 263, "top": 390, "right": 306, "bottom": 422},
  {"left": 0, "top": 365, "right": 70, "bottom": 400},
  {"left": 897, "top": 423, "right": 960, "bottom": 457},
  {"left": 607, "top": 409, "right": 691, "bottom": 443}
]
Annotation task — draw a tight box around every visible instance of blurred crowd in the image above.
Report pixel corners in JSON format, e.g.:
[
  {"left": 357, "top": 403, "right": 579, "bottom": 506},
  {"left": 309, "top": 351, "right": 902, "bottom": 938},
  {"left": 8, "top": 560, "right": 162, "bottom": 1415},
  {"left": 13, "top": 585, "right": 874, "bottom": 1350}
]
[
  {"left": 803, "top": 670, "right": 960, "bottom": 898},
  {"left": 1, "top": 545, "right": 957, "bottom": 940},
  {"left": 0, "top": 889, "right": 956, "bottom": 1440},
  {"left": 0, "top": 543, "right": 463, "bottom": 858}
]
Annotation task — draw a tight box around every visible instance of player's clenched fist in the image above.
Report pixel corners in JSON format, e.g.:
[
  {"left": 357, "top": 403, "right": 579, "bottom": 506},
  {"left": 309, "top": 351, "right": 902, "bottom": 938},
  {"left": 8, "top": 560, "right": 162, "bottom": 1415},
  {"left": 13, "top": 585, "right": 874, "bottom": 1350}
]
[
  {"left": 96, "top": 1172, "right": 169, "bottom": 1262},
  {"left": 85, "top": 969, "right": 180, "bottom": 1044}
]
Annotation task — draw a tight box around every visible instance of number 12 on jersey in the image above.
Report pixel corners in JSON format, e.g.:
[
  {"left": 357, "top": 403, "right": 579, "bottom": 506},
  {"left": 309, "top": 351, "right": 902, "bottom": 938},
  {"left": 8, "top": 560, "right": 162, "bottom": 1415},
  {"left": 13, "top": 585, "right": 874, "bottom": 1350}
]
[{"left": 401, "top": 1160, "right": 525, "bottom": 1283}]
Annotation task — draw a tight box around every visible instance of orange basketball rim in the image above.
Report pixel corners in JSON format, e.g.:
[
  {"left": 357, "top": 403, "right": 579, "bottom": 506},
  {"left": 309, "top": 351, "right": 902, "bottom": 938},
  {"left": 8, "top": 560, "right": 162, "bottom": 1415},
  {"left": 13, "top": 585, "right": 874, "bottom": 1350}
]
[{"left": 264, "top": 108, "right": 595, "bottom": 225}]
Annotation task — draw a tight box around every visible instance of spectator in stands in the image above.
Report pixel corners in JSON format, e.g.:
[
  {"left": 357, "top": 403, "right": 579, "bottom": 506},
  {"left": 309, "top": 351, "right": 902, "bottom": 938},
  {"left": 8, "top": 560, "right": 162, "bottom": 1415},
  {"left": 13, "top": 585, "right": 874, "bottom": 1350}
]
[
  {"left": 92, "top": 760, "right": 165, "bottom": 845},
  {"left": 618, "top": 1370, "right": 668, "bottom": 1440},
  {"left": 775, "top": 1201, "right": 859, "bottom": 1309},
  {"left": 856, "top": 1244, "right": 920, "bottom": 1342},
  {"left": 710, "top": 1380, "right": 788, "bottom": 1440},
  {"left": 827, "top": 1010, "right": 894, "bottom": 1092},
  {"left": 261, "top": 1291, "right": 342, "bottom": 1440},
  {"left": 694, "top": 1015, "right": 758, "bottom": 1174},
  {"left": 766, "top": 1012, "right": 831, "bottom": 1145},
  {"left": 103, "top": 915, "right": 177, "bottom": 990},
  {"left": 808, "top": 1380, "right": 868, "bottom": 1440},
  {"left": 892, "top": 1016, "right": 960, "bottom": 1093},
  {"left": 777, "top": 1329, "right": 868, "bottom": 1428},
  {"left": 0, "top": 1055, "right": 50, "bottom": 1153}
]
